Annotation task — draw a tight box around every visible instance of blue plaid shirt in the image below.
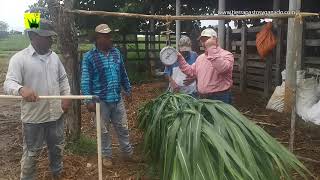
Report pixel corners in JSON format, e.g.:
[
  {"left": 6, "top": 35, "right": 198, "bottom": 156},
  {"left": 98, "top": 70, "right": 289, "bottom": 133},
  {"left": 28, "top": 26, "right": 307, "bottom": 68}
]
[{"left": 81, "top": 47, "right": 131, "bottom": 103}]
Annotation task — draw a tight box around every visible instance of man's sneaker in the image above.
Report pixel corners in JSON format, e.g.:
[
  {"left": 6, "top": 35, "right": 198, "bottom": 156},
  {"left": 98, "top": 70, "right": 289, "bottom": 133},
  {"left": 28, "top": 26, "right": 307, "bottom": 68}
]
[{"left": 103, "top": 157, "right": 113, "bottom": 167}]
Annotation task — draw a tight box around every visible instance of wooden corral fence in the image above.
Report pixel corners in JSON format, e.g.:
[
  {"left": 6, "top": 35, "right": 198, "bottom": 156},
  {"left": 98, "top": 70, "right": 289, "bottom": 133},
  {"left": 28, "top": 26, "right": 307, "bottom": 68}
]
[
  {"left": 78, "top": 31, "right": 184, "bottom": 73},
  {"left": 303, "top": 22, "right": 320, "bottom": 68},
  {"left": 77, "top": 21, "right": 320, "bottom": 95},
  {"left": 227, "top": 20, "right": 320, "bottom": 97}
]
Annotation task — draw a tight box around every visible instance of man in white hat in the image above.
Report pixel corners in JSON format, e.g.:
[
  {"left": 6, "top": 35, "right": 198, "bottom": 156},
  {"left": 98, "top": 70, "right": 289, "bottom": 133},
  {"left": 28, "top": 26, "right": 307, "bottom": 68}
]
[
  {"left": 164, "top": 35, "right": 198, "bottom": 95},
  {"left": 177, "top": 28, "right": 234, "bottom": 104},
  {"left": 81, "top": 24, "right": 134, "bottom": 167},
  {"left": 4, "top": 18, "right": 71, "bottom": 180}
]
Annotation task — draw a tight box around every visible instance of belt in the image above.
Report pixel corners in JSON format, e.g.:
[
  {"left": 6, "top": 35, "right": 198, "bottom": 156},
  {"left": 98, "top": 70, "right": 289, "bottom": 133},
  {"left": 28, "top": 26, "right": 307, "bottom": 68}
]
[{"left": 198, "top": 89, "right": 231, "bottom": 98}]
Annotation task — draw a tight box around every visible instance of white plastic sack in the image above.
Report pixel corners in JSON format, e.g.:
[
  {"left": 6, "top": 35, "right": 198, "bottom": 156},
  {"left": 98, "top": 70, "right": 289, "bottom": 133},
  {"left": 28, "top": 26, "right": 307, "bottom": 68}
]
[
  {"left": 266, "top": 82, "right": 285, "bottom": 112},
  {"left": 303, "top": 100, "right": 320, "bottom": 125},
  {"left": 281, "top": 70, "right": 286, "bottom": 81},
  {"left": 171, "top": 67, "right": 196, "bottom": 94},
  {"left": 272, "top": 69, "right": 320, "bottom": 124},
  {"left": 296, "top": 71, "right": 319, "bottom": 119}
]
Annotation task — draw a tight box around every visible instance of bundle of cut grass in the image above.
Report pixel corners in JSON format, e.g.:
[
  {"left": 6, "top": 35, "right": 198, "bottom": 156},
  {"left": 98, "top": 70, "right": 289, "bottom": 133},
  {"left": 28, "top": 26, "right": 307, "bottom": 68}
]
[{"left": 138, "top": 93, "right": 310, "bottom": 180}]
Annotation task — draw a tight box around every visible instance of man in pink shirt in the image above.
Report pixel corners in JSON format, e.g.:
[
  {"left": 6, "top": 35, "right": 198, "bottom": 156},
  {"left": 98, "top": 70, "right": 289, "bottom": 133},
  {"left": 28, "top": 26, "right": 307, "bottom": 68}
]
[{"left": 177, "top": 28, "right": 234, "bottom": 104}]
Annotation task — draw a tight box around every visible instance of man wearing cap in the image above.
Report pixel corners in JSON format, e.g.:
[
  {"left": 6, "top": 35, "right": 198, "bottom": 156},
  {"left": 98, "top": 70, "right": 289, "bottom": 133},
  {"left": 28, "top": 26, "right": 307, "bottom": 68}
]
[
  {"left": 4, "top": 19, "right": 71, "bottom": 179},
  {"left": 177, "top": 28, "right": 234, "bottom": 104},
  {"left": 164, "top": 35, "right": 198, "bottom": 95},
  {"left": 81, "top": 24, "right": 134, "bottom": 167}
]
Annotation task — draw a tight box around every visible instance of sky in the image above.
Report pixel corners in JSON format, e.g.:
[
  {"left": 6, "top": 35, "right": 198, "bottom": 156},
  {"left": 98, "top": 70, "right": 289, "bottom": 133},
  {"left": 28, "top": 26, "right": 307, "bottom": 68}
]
[
  {"left": 201, "top": 20, "right": 218, "bottom": 28},
  {"left": 0, "top": 0, "right": 38, "bottom": 32}
]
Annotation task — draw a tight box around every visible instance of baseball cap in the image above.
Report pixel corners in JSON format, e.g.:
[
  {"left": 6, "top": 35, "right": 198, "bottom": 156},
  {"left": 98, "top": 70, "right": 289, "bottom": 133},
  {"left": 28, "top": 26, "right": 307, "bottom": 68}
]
[
  {"left": 179, "top": 35, "right": 192, "bottom": 52},
  {"left": 25, "top": 18, "right": 57, "bottom": 37},
  {"left": 95, "top": 24, "right": 112, "bottom": 34},
  {"left": 199, "top": 28, "right": 217, "bottom": 39}
]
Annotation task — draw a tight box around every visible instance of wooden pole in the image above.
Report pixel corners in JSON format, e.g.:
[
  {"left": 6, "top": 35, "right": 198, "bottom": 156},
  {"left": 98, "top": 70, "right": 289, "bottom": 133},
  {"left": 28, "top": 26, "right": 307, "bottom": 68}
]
[
  {"left": 218, "top": 0, "right": 226, "bottom": 48},
  {"left": 240, "top": 24, "right": 248, "bottom": 93},
  {"left": 149, "top": 2, "right": 156, "bottom": 76},
  {"left": 273, "top": 0, "right": 280, "bottom": 12},
  {"left": 225, "top": 25, "right": 231, "bottom": 51},
  {"left": 264, "top": 54, "right": 273, "bottom": 98},
  {"left": 273, "top": 0, "right": 282, "bottom": 86},
  {"left": 285, "top": 0, "right": 303, "bottom": 152},
  {"left": 0, "top": 95, "right": 94, "bottom": 100},
  {"left": 289, "top": 101, "right": 297, "bottom": 151},
  {"left": 67, "top": 9, "right": 319, "bottom": 21},
  {"left": 284, "top": 0, "right": 303, "bottom": 113},
  {"left": 96, "top": 102, "right": 103, "bottom": 180},
  {"left": 275, "top": 20, "right": 283, "bottom": 86}
]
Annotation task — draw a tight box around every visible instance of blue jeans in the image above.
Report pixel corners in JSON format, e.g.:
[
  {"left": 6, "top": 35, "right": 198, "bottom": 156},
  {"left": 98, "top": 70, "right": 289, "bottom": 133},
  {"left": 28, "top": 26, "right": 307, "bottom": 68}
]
[
  {"left": 21, "top": 118, "right": 64, "bottom": 180},
  {"left": 99, "top": 99, "right": 132, "bottom": 158},
  {"left": 202, "top": 91, "right": 232, "bottom": 104}
]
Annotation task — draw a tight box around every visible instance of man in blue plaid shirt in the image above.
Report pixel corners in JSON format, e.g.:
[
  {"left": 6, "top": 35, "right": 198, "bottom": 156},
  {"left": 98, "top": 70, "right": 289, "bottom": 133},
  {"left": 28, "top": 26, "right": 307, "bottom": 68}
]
[{"left": 81, "top": 24, "right": 134, "bottom": 167}]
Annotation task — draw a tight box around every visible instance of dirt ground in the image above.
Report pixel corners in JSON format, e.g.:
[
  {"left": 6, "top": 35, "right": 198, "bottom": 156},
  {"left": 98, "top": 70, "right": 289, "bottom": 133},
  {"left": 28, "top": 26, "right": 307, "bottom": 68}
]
[{"left": 0, "top": 82, "right": 319, "bottom": 180}]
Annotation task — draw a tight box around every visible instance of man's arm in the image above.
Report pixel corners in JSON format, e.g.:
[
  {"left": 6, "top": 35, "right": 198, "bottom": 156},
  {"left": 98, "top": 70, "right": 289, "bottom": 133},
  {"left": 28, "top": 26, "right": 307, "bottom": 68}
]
[
  {"left": 80, "top": 54, "right": 94, "bottom": 102},
  {"left": 4, "top": 54, "right": 38, "bottom": 102},
  {"left": 81, "top": 53, "right": 96, "bottom": 112},
  {"left": 177, "top": 53, "right": 197, "bottom": 78},
  {"left": 120, "top": 54, "right": 131, "bottom": 95},
  {"left": 207, "top": 47, "right": 234, "bottom": 74},
  {"left": 3, "top": 55, "right": 23, "bottom": 95}
]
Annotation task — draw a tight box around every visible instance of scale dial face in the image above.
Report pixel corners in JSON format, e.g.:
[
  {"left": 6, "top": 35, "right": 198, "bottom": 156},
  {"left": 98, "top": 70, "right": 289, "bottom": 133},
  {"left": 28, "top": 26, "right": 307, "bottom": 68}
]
[{"left": 160, "top": 46, "right": 178, "bottom": 66}]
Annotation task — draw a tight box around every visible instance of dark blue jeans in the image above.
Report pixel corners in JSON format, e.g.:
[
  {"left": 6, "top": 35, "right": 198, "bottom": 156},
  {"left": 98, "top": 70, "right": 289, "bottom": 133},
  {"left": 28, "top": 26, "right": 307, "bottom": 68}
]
[
  {"left": 202, "top": 91, "right": 232, "bottom": 104},
  {"left": 21, "top": 118, "right": 64, "bottom": 180},
  {"left": 99, "top": 99, "right": 133, "bottom": 158}
]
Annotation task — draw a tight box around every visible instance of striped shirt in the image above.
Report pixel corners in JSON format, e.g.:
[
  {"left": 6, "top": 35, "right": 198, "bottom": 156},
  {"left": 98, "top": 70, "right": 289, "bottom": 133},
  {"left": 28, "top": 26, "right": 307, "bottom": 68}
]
[{"left": 81, "top": 47, "right": 131, "bottom": 103}]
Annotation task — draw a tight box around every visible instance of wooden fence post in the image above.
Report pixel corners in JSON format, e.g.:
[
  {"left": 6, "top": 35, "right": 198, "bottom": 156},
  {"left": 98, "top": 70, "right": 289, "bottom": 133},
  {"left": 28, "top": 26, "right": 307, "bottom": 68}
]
[
  {"left": 123, "top": 34, "right": 128, "bottom": 61},
  {"left": 264, "top": 53, "right": 273, "bottom": 97},
  {"left": 226, "top": 25, "right": 231, "bottom": 52},
  {"left": 145, "top": 31, "right": 152, "bottom": 75},
  {"left": 240, "top": 23, "right": 248, "bottom": 93},
  {"left": 275, "top": 20, "right": 283, "bottom": 86}
]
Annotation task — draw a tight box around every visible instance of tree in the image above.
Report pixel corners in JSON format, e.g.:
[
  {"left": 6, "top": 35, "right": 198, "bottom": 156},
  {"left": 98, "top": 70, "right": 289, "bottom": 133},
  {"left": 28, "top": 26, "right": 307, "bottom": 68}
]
[
  {"left": 75, "top": 0, "right": 218, "bottom": 32},
  {"left": 27, "top": 0, "right": 50, "bottom": 19},
  {"left": 0, "top": 21, "right": 9, "bottom": 32},
  {"left": 47, "top": 0, "right": 81, "bottom": 141}
]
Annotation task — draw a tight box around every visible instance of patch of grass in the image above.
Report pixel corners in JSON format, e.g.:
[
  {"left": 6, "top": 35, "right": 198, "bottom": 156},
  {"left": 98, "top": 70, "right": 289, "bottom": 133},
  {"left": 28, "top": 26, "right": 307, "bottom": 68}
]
[
  {"left": 0, "top": 35, "right": 29, "bottom": 52},
  {"left": 78, "top": 43, "right": 94, "bottom": 52},
  {"left": 65, "top": 134, "right": 97, "bottom": 155},
  {"left": 0, "top": 53, "right": 12, "bottom": 59}
]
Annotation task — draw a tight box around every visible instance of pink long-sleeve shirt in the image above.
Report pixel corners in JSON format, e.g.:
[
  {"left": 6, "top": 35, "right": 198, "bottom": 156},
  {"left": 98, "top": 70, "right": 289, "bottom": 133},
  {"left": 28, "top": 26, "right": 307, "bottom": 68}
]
[{"left": 177, "top": 46, "right": 234, "bottom": 94}]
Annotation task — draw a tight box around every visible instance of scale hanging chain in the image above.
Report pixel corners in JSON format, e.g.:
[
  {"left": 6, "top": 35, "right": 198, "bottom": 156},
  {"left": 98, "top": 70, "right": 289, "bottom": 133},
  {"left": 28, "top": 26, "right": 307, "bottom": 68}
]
[{"left": 165, "top": 16, "right": 172, "bottom": 46}]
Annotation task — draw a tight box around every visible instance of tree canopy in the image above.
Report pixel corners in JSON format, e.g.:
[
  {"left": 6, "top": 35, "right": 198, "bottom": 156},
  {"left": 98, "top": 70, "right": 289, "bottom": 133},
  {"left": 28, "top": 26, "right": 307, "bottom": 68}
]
[
  {"left": 0, "top": 21, "right": 9, "bottom": 32},
  {"left": 74, "top": 0, "right": 218, "bottom": 33}
]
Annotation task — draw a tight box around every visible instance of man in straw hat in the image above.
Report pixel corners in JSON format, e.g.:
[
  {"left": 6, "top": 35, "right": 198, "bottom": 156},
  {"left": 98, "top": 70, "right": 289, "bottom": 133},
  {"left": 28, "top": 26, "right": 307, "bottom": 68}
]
[
  {"left": 4, "top": 19, "right": 71, "bottom": 179},
  {"left": 164, "top": 35, "right": 198, "bottom": 95},
  {"left": 81, "top": 24, "right": 134, "bottom": 167},
  {"left": 176, "top": 28, "right": 234, "bottom": 104}
]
